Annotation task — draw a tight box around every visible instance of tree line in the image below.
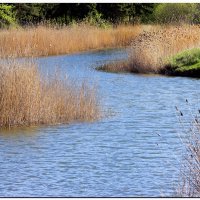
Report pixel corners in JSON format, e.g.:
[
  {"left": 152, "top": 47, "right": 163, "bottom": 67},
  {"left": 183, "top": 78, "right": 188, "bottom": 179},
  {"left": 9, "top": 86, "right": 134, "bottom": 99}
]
[
  {"left": 0, "top": 3, "right": 155, "bottom": 27},
  {"left": 1, "top": 3, "right": 200, "bottom": 28}
]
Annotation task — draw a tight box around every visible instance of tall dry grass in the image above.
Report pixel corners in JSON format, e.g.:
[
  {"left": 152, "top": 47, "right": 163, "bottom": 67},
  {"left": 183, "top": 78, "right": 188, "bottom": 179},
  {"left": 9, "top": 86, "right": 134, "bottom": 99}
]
[
  {"left": 97, "top": 60, "right": 132, "bottom": 73},
  {"left": 0, "top": 60, "right": 100, "bottom": 128},
  {"left": 0, "top": 24, "right": 142, "bottom": 58},
  {"left": 176, "top": 105, "right": 200, "bottom": 197},
  {"left": 128, "top": 24, "right": 200, "bottom": 73}
]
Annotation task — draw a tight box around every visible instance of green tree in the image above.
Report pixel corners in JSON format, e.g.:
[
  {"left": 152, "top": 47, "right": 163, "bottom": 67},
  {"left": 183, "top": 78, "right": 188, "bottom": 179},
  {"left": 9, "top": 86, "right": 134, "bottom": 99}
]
[
  {"left": 153, "top": 3, "right": 200, "bottom": 24},
  {"left": 13, "top": 3, "right": 45, "bottom": 25},
  {"left": 8, "top": 3, "right": 156, "bottom": 26},
  {"left": 97, "top": 4, "right": 130, "bottom": 23},
  {"left": 133, "top": 3, "right": 155, "bottom": 23},
  {"left": 97, "top": 3, "right": 154, "bottom": 24},
  {"left": 0, "top": 4, "right": 17, "bottom": 28}
]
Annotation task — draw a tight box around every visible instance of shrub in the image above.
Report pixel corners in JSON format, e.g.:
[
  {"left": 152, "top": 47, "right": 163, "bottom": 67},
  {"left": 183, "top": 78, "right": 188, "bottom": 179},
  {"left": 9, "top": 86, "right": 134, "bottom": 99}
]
[
  {"left": 153, "top": 3, "right": 199, "bottom": 24},
  {"left": 0, "top": 4, "right": 17, "bottom": 28},
  {"left": 82, "top": 10, "right": 111, "bottom": 28}
]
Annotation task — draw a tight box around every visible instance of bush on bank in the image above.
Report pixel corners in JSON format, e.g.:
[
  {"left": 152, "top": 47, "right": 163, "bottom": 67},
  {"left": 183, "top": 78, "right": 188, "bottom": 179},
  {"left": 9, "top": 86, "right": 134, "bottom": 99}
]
[
  {"left": 0, "top": 4, "right": 18, "bottom": 28},
  {"left": 153, "top": 3, "right": 200, "bottom": 24},
  {"left": 165, "top": 48, "right": 200, "bottom": 77}
]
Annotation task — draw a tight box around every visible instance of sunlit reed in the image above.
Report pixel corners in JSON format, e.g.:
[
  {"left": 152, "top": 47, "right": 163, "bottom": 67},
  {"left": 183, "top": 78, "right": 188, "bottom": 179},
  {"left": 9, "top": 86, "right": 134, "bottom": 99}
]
[
  {"left": 0, "top": 24, "right": 142, "bottom": 58},
  {"left": 0, "top": 60, "right": 100, "bottom": 128}
]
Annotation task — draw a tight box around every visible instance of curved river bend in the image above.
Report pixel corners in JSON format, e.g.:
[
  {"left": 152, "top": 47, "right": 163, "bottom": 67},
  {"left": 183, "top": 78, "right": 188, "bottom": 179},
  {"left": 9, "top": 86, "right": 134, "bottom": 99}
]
[{"left": 0, "top": 49, "right": 200, "bottom": 197}]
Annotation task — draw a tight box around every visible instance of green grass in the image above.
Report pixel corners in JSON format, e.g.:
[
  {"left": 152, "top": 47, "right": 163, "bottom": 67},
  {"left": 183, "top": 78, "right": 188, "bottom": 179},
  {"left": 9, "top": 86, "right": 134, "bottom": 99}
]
[
  {"left": 97, "top": 47, "right": 200, "bottom": 78},
  {"left": 166, "top": 48, "right": 200, "bottom": 76}
]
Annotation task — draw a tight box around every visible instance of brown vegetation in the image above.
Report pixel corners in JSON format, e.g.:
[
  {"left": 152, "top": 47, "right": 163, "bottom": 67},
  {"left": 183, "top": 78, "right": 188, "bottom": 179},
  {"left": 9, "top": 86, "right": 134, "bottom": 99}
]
[
  {"left": 0, "top": 60, "right": 100, "bottom": 128},
  {"left": 128, "top": 24, "right": 200, "bottom": 73},
  {"left": 97, "top": 60, "right": 132, "bottom": 73},
  {"left": 0, "top": 24, "right": 142, "bottom": 58},
  {"left": 102, "top": 25, "right": 200, "bottom": 74},
  {"left": 176, "top": 106, "right": 200, "bottom": 197}
]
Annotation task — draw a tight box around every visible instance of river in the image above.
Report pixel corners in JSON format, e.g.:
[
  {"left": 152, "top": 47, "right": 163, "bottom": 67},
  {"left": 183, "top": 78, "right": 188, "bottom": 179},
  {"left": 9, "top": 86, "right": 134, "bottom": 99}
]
[{"left": 0, "top": 49, "right": 200, "bottom": 197}]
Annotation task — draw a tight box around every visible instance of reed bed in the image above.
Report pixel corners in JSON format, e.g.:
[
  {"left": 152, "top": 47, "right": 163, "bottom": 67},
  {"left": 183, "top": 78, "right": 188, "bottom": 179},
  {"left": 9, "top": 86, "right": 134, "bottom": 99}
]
[
  {"left": 97, "top": 60, "right": 132, "bottom": 73},
  {"left": 128, "top": 24, "right": 200, "bottom": 73},
  {"left": 0, "top": 60, "right": 100, "bottom": 128},
  {"left": 0, "top": 24, "right": 142, "bottom": 58}
]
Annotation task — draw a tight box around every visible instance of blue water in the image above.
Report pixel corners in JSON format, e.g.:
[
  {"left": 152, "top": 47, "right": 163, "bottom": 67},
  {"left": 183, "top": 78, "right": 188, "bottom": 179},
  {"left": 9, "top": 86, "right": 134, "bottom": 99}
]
[{"left": 0, "top": 49, "right": 200, "bottom": 197}]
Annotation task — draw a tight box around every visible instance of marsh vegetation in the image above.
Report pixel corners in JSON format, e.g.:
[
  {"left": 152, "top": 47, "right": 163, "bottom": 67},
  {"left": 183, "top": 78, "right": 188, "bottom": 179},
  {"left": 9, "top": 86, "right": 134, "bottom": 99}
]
[
  {"left": 0, "top": 24, "right": 142, "bottom": 58},
  {"left": 100, "top": 25, "right": 200, "bottom": 77},
  {"left": 0, "top": 60, "right": 100, "bottom": 128},
  {"left": 0, "top": 2, "right": 200, "bottom": 197},
  {"left": 176, "top": 105, "right": 200, "bottom": 197}
]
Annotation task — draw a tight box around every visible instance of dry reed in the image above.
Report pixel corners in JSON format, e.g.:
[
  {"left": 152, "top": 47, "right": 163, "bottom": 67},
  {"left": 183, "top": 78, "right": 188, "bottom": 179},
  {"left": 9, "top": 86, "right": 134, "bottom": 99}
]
[
  {"left": 97, "top": 60, "right": 132, "bottom": 73},
  {"left": 0, "top": 24, "right": 142, "bottom": 58},
  {"left": 176, "top": 105, "right": 200, "bottom": 197},
  {"left": 128, "top": 24, "right": 200, "bottom": 73},
  {"left": 0, "top": 60, "right": 100, "bottom": 128}
]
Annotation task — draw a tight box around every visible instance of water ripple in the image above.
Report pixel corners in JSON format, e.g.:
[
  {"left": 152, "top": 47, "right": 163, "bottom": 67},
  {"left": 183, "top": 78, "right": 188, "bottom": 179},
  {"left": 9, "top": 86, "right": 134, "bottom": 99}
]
[{"left": 0, "top": 49, "right": 199, "bottom": 197}]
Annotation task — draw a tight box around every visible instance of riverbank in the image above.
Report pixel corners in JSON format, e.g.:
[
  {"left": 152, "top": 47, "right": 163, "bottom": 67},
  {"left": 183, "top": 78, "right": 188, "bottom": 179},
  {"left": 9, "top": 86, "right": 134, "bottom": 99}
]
[
  {"left": 0, "top": 24, "right": 142, "bottom": 58},
  {"left": 162, "top": 48, "right": 200, "bottom": 78},
  {"left": 98, "top": 25, "right": 200, "bottom": 78},
  {"left": 0, "top": 45, "right": 199, "bottom": 197},
  {"left": 0, "top": 23, "right": 143, "bottom": 128}
]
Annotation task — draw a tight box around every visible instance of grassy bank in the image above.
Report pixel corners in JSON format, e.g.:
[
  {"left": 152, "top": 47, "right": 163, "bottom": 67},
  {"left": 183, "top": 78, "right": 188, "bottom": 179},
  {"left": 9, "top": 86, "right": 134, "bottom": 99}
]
[
  {"left": 163, "top": 48, "right": 200, "bottom": 77},
  {"left": 99, "top": 25, "right": 200, "bottom": 77},
  {"left": 129, "top": 24, "right": 200, "bottom": 74},
  {"left": 0, "top": 60, "right": 100, "bottom": 128},
  {"left": 0, "top": 24, "right": 142, "bottom": 58}
]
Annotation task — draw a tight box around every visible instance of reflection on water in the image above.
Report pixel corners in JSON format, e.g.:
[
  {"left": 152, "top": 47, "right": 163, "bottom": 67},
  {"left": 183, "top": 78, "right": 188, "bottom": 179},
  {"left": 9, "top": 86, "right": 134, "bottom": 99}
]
[
  {"left": 0, "top": 48, "right": 200, "bottom": 197},
  {"left": 0, "top": 126, "right": 39, "bottom": 137}
]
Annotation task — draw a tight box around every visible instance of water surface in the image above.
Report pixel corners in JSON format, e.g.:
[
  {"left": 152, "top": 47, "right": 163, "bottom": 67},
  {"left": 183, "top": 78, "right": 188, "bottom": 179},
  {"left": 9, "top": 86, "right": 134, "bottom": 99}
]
[{"left": 0, "top": 49, "right": 200, "bottom": 197}]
